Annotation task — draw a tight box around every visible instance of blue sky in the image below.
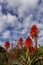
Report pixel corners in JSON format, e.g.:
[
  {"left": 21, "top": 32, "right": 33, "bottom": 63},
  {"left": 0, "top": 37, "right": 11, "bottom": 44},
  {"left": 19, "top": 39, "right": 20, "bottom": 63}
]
[{"left": 0, "top": 0, "right": 43, "bottom": 46}]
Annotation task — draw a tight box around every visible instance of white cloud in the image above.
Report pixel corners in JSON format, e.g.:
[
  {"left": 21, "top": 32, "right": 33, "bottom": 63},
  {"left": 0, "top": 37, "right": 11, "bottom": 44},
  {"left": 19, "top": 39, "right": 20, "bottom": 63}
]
[
  {"left": 38, "top": 36, "right": 43, "bottom": 45},
  {"left": 23, "top": 14, "right": 33, "bottom": 28},
  {"left": 0, "top": 0, "right": 40, "bottom": 32},
  {"left": 0, "top": 5, "right": 2, "bottom": 11},
  {"left": 18, "top": 0, "right": 39, "bottom": 17},
  {"left": 38, "top": 30, "right": 43, "bottom": 45},
  {"left": 7, "top": 14, "right": 18, "bottom": 26},
  {"left": 0, "top": 13, "right": 22, "bottom": 32},
  {"left": 39, "top": 30, "right": 43, "bottom": 37},
  {"left": 0, "top": 5, "right": 3, "bottom": 16},
  {"left": 38, "top": 37, "right": 43, "bottom": 42},
  {"left": 7, "top": 14, "right": 22, "bottom": 29},
  {"left": 6, "top": 0, "right": 39, "bottom": 8},
  {"left": 21, "top": 29, "right": 28, "bottom": 34},
  {"left": 0, "top": 15, "right": 7, "bottom": 32},
  {"left": 0, "top": 0, "right": 43, "bottom": 46},
  {"left": 1, "top": 30, "right": 10, "bottom": 39},
  {"left": 29, "top": 20, "right": 43, "bottom": 30},
  {"left": 0, "top": 0, "right": 39, "bottom": 17}
]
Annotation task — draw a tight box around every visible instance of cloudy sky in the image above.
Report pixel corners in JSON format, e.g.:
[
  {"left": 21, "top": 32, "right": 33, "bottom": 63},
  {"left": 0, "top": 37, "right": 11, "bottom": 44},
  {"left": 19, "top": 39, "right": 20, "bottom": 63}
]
[{"left": 0, "top": 0, "right": 43, "bottom": 46}]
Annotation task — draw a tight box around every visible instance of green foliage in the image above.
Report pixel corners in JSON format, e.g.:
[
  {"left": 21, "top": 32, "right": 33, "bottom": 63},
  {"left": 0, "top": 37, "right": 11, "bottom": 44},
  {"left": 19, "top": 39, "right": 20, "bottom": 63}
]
[{"left": 0, "top": 46, "right": 43, "bottom": 65}]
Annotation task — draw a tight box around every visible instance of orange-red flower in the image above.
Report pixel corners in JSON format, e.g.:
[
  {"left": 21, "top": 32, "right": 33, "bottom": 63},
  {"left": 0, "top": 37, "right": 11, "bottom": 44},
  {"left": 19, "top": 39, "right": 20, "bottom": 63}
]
[
  {"left": 24, "top": 36, "right": 32, "bottom": 49},
  {"left": 4, "top": 41, "right": 10, "bottom": 49},
  {"left": 30, "top": 25, "right": 39, "bottom": 38},
  {"left": 18, "top": 37, "right": 23, "bottom": 45},
  {"left": 14, "top": 50, "right": 18, "bottom": 58},
  {"left": 24, "top": 36, "right": 36, "bottom": 54}
]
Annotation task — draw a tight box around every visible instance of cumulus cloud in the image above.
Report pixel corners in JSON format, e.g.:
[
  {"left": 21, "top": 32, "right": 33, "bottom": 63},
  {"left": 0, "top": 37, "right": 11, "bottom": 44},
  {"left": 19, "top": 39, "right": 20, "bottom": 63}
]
[
  {"left": 1, "top": 30, "right": 10, "bottom": 39},
  {"left": 23, "top": 14, "right": 33, "bottom": 28},
  {"left": 0, "top": 13, "right": 22, "bottom": 32},
  {"left": 39, "top": 30, "right": 43, "bottom": 37},
  {"left": 18, "top": 0, "right": 39, "bottom": 17},
  {"left": 0, "top": 0, "right": 39, "bottom": 17},
  {"left": 0, "top": 0, "right": 43, "bottom": 46},
  {"left": 0, "top": 5, "right": 2, "bottom": 11}
]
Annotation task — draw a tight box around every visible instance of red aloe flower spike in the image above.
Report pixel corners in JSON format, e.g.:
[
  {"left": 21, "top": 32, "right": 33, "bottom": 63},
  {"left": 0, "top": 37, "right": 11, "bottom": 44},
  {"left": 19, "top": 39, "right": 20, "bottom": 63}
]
[
  {"left": 30, "top": 25, "right": 39, "bottom": 38},
  {"left": 18, "top": 37, "right": 23, "bottom": 48},
  {"left": 30, "top": 25, "right": 39, "bottom": 50},
  {"left": 14, "top": 50, "right": 18, "bottom": 58},
  {"left": 18, "top": 37, "right": 23, "bottom": 45},
  {"left": 24, "top": 36, "right": 32, "bottom": 49},
  {"left": 4, "top": 41, "right": 10, "bottom": 49},
  {"left": 24, "top": 36, "right": 33, "bottom": 61}
]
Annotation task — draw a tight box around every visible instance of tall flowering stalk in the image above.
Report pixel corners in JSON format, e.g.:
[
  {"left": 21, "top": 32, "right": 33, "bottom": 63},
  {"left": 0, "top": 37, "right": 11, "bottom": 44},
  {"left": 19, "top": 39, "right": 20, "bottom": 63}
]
[
  {"left": 14, "top": 50, "right": 18, "bottom": 59},
  {"left": 24, "top": 36, "right": 33, "bottom": 62},
  {"left": 4, "top": 41, "right": 10, "bottom": 51},
  {"left": 18, "top": 37, "right": 23, "bottom": 49},
  {"left": 30, "top": 25, "right": 39, "bottom": 50}
]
